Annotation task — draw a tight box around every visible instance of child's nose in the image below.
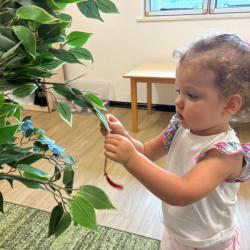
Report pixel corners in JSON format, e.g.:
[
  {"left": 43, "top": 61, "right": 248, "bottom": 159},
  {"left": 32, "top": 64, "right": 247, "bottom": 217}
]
[{"left": 175, "top": 95, "right": 184, "bottom": 109}]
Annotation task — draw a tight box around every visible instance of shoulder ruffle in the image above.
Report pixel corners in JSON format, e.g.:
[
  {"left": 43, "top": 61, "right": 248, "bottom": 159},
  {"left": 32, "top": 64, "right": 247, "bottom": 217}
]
[
  {"left": 161, "top": 114, "right": 181, "bottom": 153},
  {"left": 194, "top": 142, "right": 250, "bottom": 183}
]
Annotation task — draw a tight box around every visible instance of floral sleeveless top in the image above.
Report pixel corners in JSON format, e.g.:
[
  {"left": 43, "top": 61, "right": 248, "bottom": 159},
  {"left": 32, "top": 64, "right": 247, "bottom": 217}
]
[{"left": 161, "top": 115, "right": 250, "bottom": 183}]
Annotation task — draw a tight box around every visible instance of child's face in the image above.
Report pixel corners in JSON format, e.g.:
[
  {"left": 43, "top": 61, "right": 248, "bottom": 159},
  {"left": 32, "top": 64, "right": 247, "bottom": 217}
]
[{"left": 175, "top": 66, "right": 228, "bottom": 136}]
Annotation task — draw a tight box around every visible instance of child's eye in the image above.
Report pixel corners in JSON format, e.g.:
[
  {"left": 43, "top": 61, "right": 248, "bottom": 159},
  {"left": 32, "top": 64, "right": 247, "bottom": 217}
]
[
  {"left": 188, "top": 93, "right": 197, "bottom": 99},
  {"left": 175, "top": 89, "right": 180, "bottom": 95}
]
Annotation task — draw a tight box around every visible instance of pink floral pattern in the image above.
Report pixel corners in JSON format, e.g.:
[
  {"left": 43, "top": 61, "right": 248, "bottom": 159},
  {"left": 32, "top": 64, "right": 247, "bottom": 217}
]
[
  {"left": 194, "top": 142, "right": 250, "bottom": 183},
  {"left": 161, "top": 114, "right": 181, "bottom": 152}
]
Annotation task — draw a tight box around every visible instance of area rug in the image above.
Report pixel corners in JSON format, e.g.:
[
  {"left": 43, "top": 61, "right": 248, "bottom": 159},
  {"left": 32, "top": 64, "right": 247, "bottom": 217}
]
[{"left": 0, "top": 202, "right": 160, "bottom": 250}]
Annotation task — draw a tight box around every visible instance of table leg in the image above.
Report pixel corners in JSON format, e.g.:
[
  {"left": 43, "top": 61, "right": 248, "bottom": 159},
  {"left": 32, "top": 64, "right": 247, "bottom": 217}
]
[
  {"left": 147, "top": 82, "right": 152, "bottom": 115},
  {"left": 131, "top": 78, "right": 138, "bottom": 132}
]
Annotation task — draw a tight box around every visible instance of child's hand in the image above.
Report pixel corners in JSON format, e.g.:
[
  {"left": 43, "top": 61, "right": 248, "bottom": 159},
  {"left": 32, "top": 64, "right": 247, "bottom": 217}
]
[
  {"left": 104, "top": 134, "right": 137, "bottom": 166},
  {"left": 100, "top": 114, "right": 126, "bottom": 137}
]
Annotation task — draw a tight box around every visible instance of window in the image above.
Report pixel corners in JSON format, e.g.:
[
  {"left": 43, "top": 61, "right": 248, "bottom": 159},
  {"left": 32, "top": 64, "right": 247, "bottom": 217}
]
[{"left": 145, "top": 0, "right": 250, "bottom": 17}]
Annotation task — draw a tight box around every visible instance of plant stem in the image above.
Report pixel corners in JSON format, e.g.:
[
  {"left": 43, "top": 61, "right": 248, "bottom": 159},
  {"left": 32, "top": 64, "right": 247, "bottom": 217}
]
[
  {"left": 0, "top": 173, "right": 46, "bottom": 185},
  {"left": 44, "top": 184, "right": 74, "bottom": 201},
  {"left": 0, "top": 0, "right": 11, "bottom": 8}
]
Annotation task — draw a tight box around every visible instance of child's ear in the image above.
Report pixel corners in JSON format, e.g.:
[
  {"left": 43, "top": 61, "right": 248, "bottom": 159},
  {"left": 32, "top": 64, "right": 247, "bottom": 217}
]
[{"left": 223, "top": 94, "right": 242, "bottom": 115}]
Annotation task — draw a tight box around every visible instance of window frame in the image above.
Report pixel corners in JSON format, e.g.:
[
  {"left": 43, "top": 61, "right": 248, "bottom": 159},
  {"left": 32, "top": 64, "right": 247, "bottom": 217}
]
[
  {"left": 210, "top": 0, "right": 250, "bottom": 14},
  {"left": 145, "top": 0, "right": 250, "bottom": 17}
]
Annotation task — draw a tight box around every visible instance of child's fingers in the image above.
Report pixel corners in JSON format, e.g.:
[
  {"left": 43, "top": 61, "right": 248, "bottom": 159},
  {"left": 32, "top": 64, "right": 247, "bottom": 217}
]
[
  {"left": 104, "top": 150, "right": 117, "bottom": 161},
  {"left": 106, "top": 134, "right": 123, "bottom": 141},
  {"left": 105, "top": 136, "right": 120, "bottom": 146},
  {"left": 104, "top": 143, "right": 117, "bottom": 153},
  {"left": 106, "top": 114, "right": 118, "bottom": 123}
]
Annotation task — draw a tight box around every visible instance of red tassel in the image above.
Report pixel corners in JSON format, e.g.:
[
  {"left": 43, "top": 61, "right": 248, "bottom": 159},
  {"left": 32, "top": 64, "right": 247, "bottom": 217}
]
[
  {"left": 105, "top": 172, "right": 123, "bottom": 190},
  {"left": 104, "top": 127, "right": 123, "bottom": 190}
]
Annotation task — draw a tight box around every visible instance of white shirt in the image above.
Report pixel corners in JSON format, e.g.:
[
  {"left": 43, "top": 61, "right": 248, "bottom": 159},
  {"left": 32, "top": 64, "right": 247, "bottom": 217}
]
[{"left": 162, "top": 126, "right": 241, "bottom": 248}]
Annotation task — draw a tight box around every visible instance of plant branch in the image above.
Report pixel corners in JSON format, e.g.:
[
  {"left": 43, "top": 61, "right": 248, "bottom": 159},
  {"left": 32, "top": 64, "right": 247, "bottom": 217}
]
[
  {"left": 48, "top": 159, "right": 79, "bottom": 184},
  {"left": 44, "top": 184, "right": 74, "bottom": 201},
  {"left": 0, "top": 0, "right": 11, "bottom": 8},
  {"left": 0, "top": 173, "right": 47, "bottom": 185},
  {"left": 65, "top": 74, "right": 86, "bottom": 84}
]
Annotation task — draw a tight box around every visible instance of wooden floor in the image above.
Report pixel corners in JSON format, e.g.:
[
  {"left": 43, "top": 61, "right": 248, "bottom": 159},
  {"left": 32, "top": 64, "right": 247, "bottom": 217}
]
[{"left": 1, "top": 107, "right": 250, "bottom": 249}]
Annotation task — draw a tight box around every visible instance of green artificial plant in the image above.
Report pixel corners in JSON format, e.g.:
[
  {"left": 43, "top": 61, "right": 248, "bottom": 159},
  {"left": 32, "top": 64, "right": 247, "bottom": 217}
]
[{"left": 0, "top": 0, "right": 119, "bottom": 238}]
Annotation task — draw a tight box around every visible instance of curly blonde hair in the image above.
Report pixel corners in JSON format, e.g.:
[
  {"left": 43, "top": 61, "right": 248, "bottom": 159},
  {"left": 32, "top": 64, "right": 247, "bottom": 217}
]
[{"left": 173, "top": 31, "right": 250, "bottom": 123}]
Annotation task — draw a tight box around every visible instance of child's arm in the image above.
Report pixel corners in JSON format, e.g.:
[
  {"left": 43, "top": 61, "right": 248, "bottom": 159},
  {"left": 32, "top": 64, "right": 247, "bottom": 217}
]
[
  {"left": 104, "top": 134, "right": 243, "bottom": 206},
  {"left": 100, "top": 114, "right": 167, "bottom": 161}
]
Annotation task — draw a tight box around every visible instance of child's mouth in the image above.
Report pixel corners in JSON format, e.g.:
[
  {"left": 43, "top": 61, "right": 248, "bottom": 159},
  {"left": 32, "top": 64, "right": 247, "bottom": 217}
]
[{"left": 177, "top": 113, "right": 184, "bottom": 120}]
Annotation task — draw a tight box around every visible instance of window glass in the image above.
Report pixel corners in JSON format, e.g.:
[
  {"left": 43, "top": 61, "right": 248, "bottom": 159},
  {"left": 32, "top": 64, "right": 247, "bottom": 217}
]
[
  {"left": 215, "top": 0, "right": 250, "bottom": 8},
  {"left": 150, "top": 0, "right": 204, "bottom": 11}
]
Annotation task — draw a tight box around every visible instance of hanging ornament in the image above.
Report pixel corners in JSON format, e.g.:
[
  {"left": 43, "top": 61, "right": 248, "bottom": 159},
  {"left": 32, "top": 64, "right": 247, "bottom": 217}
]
[{"left": 104, "top": 130, "right": 123, "bottom": 190}]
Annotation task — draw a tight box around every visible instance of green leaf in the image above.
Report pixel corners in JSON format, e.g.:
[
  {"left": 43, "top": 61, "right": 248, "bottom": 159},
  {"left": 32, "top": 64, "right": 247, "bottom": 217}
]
[
  {"left": 38, "top": 23, "right": 61, "bottom": 42},
  {"left": 46, "top": 0, "right": 65, "bottom": 11},
  {"left": 69, "top": 47, "right": 93, "bottom": 65},
  {"left": 16, "top": 5, "right": 59, "bottom": 23},
  {"left": 68, "top": 195, "right": 98, "bottom": 232},
  {"left": 23, "top": 172, "right": 50, "bottom": 181},
  {"left": 96, "top": 0, "right": 119, "bottom": 14},
  {"left": 72, "top": 88, "right": 95, "bottom": 110},
  {"left": 66, "top": 31, "right": 92, "bottom": 48},
  {"left": 13, "top": 26, "right": 36, "bottom": 58},
  {"left": 21, "top": 116, "right": 34, "bottom": 138},
  {"left": 55, "top": 12, "right": 72, "bottom": 30},
  {"left": 32, "top": 141, "right": 49, "bottom": 152},
  {"left": 40, "top": 59, "right": 65, "bottom": 71},
  {"left": 0, "top": 9, "right": 14, "bottom": 25},
  {"left": 52, "top": 165, "right": 61, "bottom": 182},
  {"left": 0, "top": 103, "right": 18, "bottom": 118},
  {"left": 17, "top": 164, "right": 51, "bottom": 178},
  {"left": 77, "top": 185, "right": 116, "bottom": 210},
  {"left": 0, "top": 123, "right": 22, "bottom": 146},
  {"left": 0, "top": 92, "right": 4, "bottom": 109},
  {"left": 0, "top": 113, "right": 7, "bottom": 126},
  {"left": 0, "top": 146, "right": 31, "bottom": 165},
  {"left": 63, "top": 166, "right": 74, "bottom": 186},
  {"left": 0, "top": 42, "right": 22, "bottom": 63},
  {"left": 33, "top": 128, "right": 45, "bottom": 136},
  {"left": 37, "top": 135, "right": 55, "bottom": 145},
  {"left": 0, "top": 26, "right": 28, "bottom": 56},
  {"left": 54, "top": 211, "right": 71, "bottom": 238},
  {"left": 14, "top": 67, "right": 53, "bottom": 78},
  {"left": 0, "top": 192, "right": 3, "bottom": 213},
  {"left": 85, "top": 92, "right": 107, "bottom": 110},
  {"left": 13, "top": 105, "right": 21, "bottom": 122},
  {"left": 15, "top": 0, "right": 56, "bottom": 17},
  {"left": 96, "top": 109, "right": 110, "bottom": 133},
  {"left": 12, "top": 84, "right": 37, "bottom": 98},
  {"left": 7, "top": 152, "right": 45, "bottom": 168},
  {"left": 48, "top": 203, "right": 64, "bottom": 237},
  {"left": 58, "top": 0, "right": 87, "bottom": 3},
  {"left": 77, "top": 0, "right": 103, "bottom": 22},
  {"left": 58, "top": 102, "right": 72, "bottom": 127},
  {"left": 48, "top": 48, "right": 83, "bottom": 65},
  {"left": 0, "top": 79, "right": 30, "bottom": 92},
  {"left": 62, "top": 163, "right": 74, "bottom": 194},
  {"left": 48, "top": 143, "right": 65, "bottom": 154},
  {"left": 53, "top": 85, "right": 75, "bottom": 101},
  {"left": 28, "top": 21, "right": 37, "bottom": 32},
  {"left": 65, "top": 154, "right": 78, "bottom": 168}
]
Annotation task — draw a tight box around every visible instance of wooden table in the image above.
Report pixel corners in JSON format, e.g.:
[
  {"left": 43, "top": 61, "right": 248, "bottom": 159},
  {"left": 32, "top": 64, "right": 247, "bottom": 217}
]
[{"left": 123, "top": 63, "right": 176, "bottom": 132}]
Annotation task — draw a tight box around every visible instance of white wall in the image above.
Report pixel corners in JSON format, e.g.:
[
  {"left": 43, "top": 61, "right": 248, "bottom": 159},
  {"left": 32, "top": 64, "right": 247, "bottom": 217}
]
[{"left": 64, "top": 0, "right": 250, "bottom": 105}]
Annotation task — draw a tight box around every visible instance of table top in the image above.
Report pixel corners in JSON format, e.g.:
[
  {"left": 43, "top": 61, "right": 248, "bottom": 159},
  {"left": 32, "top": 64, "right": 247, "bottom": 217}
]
[{"left": 123, "top": 62, "right": 176, "bottom": 79}]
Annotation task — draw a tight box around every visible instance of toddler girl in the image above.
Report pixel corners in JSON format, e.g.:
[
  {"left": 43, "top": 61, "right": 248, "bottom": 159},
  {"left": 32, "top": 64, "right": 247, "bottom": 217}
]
[{"left": 100, "top": 31, "right": 250, "bottom": 250}]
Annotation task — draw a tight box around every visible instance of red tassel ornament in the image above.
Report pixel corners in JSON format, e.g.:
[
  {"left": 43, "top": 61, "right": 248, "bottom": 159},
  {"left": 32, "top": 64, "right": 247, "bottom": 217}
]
[
  {"left": 104, "top": 129, "right": 123, "bottom": 190},
  {"left": 105, "top": 172, "right": 123, "bottom": 190}
]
